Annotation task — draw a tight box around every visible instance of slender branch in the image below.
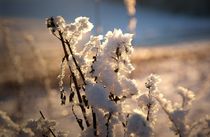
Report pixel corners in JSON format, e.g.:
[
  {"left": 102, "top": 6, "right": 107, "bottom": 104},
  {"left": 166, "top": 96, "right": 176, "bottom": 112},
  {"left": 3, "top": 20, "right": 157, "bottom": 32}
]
[
  {"left": 39, "top": 111, "right": 57, "bottom": 137},
  {"left": 58, "top": 31, "right": 90, "bottom": 127},
  {"left": 66, "top": 41, "right": 86, "bottom": 85},
  {"left": 72, "top": 105, "right": 84, "bottom": 130},
  {"left": 105, "top": 113, "right": 112, "bottom": 137},
  {"left": 122, "top": 113, "right": 129, "bottom": 137},
  {"left": 146, "top": 88, "right": 152, "bottom": 121},
  {"left": 154, "top": 96, "right": 182, "bottom": 137},
  {"left": 91, "top": 107, "right": 98, "bottom": 136}
]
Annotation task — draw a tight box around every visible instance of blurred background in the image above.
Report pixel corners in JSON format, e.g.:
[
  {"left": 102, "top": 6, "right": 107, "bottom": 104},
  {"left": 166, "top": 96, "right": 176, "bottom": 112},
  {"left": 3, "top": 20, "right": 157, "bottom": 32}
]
[
  {"left": 0, "top": 0, "right": 210, "bottom": 137},
  {"left": 1, "top": 0, "right": 210, "bottom": 45}
]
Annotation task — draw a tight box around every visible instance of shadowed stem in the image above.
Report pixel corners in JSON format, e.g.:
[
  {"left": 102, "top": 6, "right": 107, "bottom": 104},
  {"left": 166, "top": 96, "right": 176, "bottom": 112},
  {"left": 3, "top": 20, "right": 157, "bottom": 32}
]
[
  {"left": 66, "top": 41, "right": 86, "bottom": 85},
  {"left": 106, "top": 112, "right": 112, "bottom": 137},
  {"left": 66, "top": 37, "right": 99, "bottom": 136},
  {"left": 39, "top": 111, "right": 57, "bottom": 137},
  {"left": 58, "top": 31, "right": 90, "bottom": 128},
  {"left": 91, "top": 107, "right": 98, "bottom": 136},
  {"left": 72, "top": 105, "right": 84, "bottom": 130},
  {"left": 146, "top": 88, "right": 152, "bottom": 121}
]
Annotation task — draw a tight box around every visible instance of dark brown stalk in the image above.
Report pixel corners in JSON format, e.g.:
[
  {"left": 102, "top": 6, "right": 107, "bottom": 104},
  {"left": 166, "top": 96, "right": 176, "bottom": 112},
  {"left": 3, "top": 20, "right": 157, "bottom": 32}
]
[
  {"left": 58, "top": 31, "right": 90, "bottom": 127},
  {"left": 64, "top": 33, "right": 100, "bottom": 134},
  {"left": 66, "top": 41, "right": 86, "bottom": 85},
  {"left": 146, "top": 88, "right": 152, "bottom": 121},
  {"left": 106, "top": 113, "right": 112, "bottom": 137},
  {"left": 91, "top": 107, "right": 98, "bottom": 136},
  {"left": 72, "top": 105, "right": 84, "bottom": 130},
  {"left": 39, "top": 111, "right": 57, "bottom": 137}
]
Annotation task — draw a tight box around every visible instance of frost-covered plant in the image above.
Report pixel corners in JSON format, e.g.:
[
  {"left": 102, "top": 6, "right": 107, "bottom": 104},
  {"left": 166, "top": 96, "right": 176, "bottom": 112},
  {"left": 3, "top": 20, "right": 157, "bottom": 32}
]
[
  {"left": 0, "top": 110, "right": 67, "bottom": 137},
  {"left": 46, "top": 16, "right": 210, "bottom": 137}
]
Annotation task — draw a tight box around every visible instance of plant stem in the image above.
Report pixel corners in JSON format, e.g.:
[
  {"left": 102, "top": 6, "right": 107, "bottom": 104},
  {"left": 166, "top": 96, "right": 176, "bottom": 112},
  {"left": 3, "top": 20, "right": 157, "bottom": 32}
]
[
  {"left": 58, "top": 31, "right": 90, "bottom": 127},
  {"left": 91, "top": 107, "right": 98, "bottom": 136},
  {"left": 146, "top": 89, "right": 152, "bottom": 121},
  {"left": 39, "top": 111, "right": 57, "bottom": 137},
  {"left": 72, "top": 105, "right": 84, "bottom": 130},
  {"left": 154, "top": 96, "right": 183, "bottom": 137},
  {"left": 66, "top": 41, "right": 86, "bottom": 85},
  {"left": 106, "top": 113, "right": 112, "bottom": 137}
]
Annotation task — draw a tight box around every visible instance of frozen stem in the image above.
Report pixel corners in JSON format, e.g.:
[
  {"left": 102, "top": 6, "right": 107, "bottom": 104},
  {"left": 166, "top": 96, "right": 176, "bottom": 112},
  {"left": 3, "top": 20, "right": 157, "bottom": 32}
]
[
  {"left": 105, "top": 112, "right": 112, "bottom": 137},
  {"left": 58, "top": 31, "right": 90, "bottom": 127},
  {"left": 39, "top": 110, "right": 57, "bottom": 137}
]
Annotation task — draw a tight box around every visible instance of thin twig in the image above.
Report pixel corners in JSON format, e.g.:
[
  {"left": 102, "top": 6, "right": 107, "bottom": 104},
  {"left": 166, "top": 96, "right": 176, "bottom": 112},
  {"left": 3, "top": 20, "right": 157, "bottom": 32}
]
[
  {"left": 105, "top": 112, "right": 112, "bottom": 137},
  {"left": 154, "top": 97, "right": 182, "bottom": 137},
  {"left": 39, "top": 110, "right": 57, "bottom": 137},
  {"left": 58, "top": 31, "right": 90, "bottom": 127},
  {"left": 72, "top": 105, "right": 84, "bottom": 130},
  {"left": 66, "top": 41, "right": 86, "bottom": 85},
  {"left": 91, "top": 107, "right": 98, "bottom": 136},
  {"left": 146, "top": 88, "right": 152, "bottom": 121}
]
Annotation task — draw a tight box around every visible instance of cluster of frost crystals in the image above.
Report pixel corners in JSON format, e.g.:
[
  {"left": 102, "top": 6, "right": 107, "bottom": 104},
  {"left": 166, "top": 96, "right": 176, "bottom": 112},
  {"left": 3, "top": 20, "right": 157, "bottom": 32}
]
[
  {"left": 92, "top": 29, "right": 138, "bottom": 97},
  {"left": 127, "top": 113, "right": 152, "bottom": 137},
  {"left": 24, "top": 117, "right": 67, "bottom": 137},
  {"left": 46, "top": 16, "right": 93, "bottom": 46},
  {"left": 189, "top": 115, "right": 210, "bottom": 137},
  {"left": 63, "top": 17, "right": 93, "bottom": 45},
  {"left": 145, "top": 74, "right": 161, "bottom": 92},
  {"left": 154, "top": 86, "right": 197, "bottom": 137},
  {"left": 177, "top": 86, "right": 195, "bottom": 108},
  {"left": 0, "top": 110, "right": 68, "bottom": 137},
  {"left": 25, "top": 118, "right": 56, "bottom": 137},
  {"left": 0, "top": 110, "right": 34, "bottom": 137},
  {"left": 86, "top": 83, "right": 118, "bottom": 112},
  {"left": 137, "top": 74, "right": 161, "bottom": 126}
]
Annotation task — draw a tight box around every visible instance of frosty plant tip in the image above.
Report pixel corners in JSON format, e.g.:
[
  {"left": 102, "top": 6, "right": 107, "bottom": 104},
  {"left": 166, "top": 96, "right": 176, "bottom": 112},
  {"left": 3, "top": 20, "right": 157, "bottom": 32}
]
[{"left": 46, "top": 16, "right": 210, "bottom": 137}]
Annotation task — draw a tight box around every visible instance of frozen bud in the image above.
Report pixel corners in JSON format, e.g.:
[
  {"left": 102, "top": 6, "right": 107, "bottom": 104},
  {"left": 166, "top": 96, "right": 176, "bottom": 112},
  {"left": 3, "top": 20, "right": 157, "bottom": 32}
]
[
  {"left": 145, "top": 74, "right": 161, "bottom": 92},
  {"left": 46, "top": 17, "right": 56, "bottom": 32},
  {"left": 46, "top": 16, "right": 66, "bottom": 32},
  {"left": 54, "top": 16, "right": 66, "bottom": 32}
]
